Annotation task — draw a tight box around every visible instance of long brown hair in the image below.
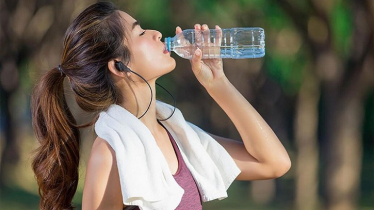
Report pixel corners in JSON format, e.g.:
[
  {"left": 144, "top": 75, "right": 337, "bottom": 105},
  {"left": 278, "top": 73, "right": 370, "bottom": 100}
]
[{"left": 31, "top": 2, "right": 130, "bottom": 209}]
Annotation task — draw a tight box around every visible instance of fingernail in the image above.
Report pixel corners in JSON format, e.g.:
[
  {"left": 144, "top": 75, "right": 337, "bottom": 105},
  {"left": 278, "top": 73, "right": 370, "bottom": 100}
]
[{"left": 195, "top": 48, "right": 201, "bottom": 56}]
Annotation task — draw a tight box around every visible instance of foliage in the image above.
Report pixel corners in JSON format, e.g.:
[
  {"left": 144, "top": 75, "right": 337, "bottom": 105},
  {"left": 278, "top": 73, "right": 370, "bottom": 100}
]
[
  {"left": 330, "top": 0, "right": 353, "bottom": 58},
  {"left": 1, "top": 0, "right": 373, "bottom": 209}
]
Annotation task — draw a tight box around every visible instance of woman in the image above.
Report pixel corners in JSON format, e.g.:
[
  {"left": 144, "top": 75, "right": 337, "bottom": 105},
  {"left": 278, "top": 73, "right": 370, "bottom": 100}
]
[{"left": 31, "top": 2, "right": 290, "bottom": 210}]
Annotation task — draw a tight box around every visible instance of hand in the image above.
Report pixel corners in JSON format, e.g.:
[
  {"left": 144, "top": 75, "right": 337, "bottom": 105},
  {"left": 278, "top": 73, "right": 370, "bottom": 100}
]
[{"left": 176, "top": 24, "right": 225, "bottom": 89}]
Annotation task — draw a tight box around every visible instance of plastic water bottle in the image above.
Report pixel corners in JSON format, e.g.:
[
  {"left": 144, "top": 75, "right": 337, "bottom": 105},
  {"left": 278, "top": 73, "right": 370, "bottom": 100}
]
[{"left": 164, "top": 27, "right": 265, "bottom": 59}]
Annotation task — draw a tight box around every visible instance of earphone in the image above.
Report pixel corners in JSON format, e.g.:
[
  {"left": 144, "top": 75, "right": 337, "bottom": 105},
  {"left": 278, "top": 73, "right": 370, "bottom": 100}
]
[
  {"left": 114, "top": 60, "right": 176, "bottom": 121},
  {"left": 114, "top": 60, "right": 130, "bottom": 72}
]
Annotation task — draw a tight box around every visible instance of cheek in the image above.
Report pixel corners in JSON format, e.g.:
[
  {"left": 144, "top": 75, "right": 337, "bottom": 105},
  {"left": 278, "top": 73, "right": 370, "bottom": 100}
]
[
  {"left": 133, "top": 42, "right": 159, "bottom": 67},
  {"left": 129, "top": 51, "right": 148, "bottom": 73},
  {"left": 132, "top": 42, "right": 173, "bottom": 73}
]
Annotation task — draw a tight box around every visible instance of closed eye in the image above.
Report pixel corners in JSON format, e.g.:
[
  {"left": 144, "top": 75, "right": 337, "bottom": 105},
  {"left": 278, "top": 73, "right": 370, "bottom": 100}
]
[{"left": 140, "top": 30, "right": 146, "bottom": 36}]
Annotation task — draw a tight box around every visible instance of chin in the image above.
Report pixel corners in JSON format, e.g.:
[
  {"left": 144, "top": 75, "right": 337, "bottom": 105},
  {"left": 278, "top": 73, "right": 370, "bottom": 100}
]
[
  {"left": 156, "top": 62, "right": 176, "bottom": 78},
  {"left": 167, "top": 59, "right": 176, "bottom": 72},
  {"left": 157, "top": 57, "right": 176, "bottom": 75}
]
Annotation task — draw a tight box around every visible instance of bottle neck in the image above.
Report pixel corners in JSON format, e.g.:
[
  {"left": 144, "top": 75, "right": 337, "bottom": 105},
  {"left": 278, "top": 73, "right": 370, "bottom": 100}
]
[{"left": 165, "top": 37, "right": 173, "bottom": 52}]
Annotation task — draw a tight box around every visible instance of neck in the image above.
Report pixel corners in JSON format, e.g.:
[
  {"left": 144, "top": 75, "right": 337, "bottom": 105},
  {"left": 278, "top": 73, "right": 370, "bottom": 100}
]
[{"left": 119, "top": 79, "right": 161, "bottom": 133}]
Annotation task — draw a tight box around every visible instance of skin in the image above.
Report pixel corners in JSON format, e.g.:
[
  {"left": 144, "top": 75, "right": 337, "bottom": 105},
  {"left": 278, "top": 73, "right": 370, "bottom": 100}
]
[{"left": 82, "top": 11, "right": 291, "bottom": 210}]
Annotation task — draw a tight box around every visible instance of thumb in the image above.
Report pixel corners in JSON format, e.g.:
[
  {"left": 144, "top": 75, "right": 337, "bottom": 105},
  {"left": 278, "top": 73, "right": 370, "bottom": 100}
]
[
  {"left": 175, "top": 26, "right": 182, "bottom": 35},
  {"left": 190, "top": 48, "right": 202, "bottom": 74}
]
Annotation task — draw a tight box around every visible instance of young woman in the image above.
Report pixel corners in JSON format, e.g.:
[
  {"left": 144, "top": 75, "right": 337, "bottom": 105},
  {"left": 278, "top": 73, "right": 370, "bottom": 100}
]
[{"left": 31, "top": 2, "right": 290, "bottom": 210}]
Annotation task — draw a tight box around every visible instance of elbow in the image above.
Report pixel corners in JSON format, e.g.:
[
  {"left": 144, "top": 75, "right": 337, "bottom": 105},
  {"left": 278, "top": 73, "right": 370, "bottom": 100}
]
[{"left": 272, "top": 156, "right": 291, "bottom": 178}]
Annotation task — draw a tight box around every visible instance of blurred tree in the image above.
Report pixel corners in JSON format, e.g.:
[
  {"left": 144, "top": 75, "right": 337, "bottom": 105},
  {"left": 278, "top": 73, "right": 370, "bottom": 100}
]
[
  {"left": 0, "top": 0, "right": 95, "bottom": 186},
  {"left": 1, "top": 0, "right": 374, "bottom": 209},
  {"left": 274, "top": 0, "right": 374, "bottom": 210}
]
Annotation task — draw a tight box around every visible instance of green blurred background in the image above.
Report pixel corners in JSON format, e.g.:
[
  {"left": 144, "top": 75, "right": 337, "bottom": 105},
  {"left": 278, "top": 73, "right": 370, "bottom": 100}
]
[{"left": 1, "top": 0, "right": 373, "bottom": 209}]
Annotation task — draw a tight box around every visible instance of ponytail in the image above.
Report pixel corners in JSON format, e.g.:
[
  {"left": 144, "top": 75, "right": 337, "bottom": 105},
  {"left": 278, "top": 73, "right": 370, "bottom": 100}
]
[
  {"left": 31, "top": 68, "right": 80, "bottom": 210},
  {"left": 31, "top": 2, "right": 131, "bottom": 209}
]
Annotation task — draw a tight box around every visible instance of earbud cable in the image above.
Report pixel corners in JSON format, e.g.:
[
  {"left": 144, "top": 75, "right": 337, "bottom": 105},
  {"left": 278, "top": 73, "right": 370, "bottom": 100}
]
[
  {"left": 127, "top": 69, "right": 176, "bottom": 120},
  {"left": 156, "top": 82, "right": 176, "bottom": 121}
]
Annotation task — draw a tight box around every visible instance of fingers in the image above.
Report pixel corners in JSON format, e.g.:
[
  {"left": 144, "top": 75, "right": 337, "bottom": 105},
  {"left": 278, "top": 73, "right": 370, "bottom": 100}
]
[
  {"left": 189, "top": 24, "right": 222, "bottom": 59},
  {"left": 194, "top": 24, "right": 202, "bottom": 46},
  {"left": 195, "top": 24, "right": 210, "bottom": 44},
  {"left": 193, "top": 24, "right": 209, "bottom": 58},
  {"left": 202, "top": 24, "right": 210, "bottom": 45},
  {"left": 175, "top": 26, "right": 182, "bottom": 34},
  {"left": 190, "top": 48, "right": 202, "bottom": 73},
  {"left": 215, "top": 25, "right": 222, "bottom": 46}
]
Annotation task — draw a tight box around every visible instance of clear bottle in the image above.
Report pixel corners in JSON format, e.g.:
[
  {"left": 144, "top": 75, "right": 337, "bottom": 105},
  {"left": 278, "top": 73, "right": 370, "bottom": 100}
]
[{"left": 164, "top": 27, "right": 265, "bottom": 59}]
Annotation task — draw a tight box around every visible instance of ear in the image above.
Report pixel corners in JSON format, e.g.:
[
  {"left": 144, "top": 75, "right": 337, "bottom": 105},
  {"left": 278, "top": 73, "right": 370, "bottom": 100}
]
[
  {"left": 107, "top": 60, "right": 131, "bottom": 78},
  {"left": 108, "top": 60, "right": 124, "bottom": 77}
]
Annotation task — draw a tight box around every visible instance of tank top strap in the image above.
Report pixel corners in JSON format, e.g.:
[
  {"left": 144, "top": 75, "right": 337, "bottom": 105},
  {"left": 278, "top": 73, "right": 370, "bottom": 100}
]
[{"left": 160, "top": 122, "right": 203, "bottom": 209}]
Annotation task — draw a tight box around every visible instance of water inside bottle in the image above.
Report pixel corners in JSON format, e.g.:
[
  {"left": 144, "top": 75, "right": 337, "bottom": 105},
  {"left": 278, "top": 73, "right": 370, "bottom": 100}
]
[
  {"left": 172, "top": 45, "right": 264, "bottom": 59},
  {"left": 221, "top": 45, "right": 264, "bottom": 59}
]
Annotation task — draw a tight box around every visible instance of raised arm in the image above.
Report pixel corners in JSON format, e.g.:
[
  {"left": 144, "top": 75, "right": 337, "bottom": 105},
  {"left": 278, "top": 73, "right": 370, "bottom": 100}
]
[{"left": 185, "top": 24, "right": 291, "bottom": 181}]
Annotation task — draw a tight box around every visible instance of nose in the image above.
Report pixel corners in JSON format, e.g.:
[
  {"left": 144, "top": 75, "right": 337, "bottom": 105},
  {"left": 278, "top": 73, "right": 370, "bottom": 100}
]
[{"left": 154, "top": 30, "right": 162, "bottom": 41}]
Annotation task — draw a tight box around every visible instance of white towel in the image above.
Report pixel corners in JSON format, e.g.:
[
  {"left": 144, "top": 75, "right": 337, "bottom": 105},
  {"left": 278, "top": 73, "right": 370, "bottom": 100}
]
[{"left": 95, "top": 101, "right": 241, "bottom": 210}]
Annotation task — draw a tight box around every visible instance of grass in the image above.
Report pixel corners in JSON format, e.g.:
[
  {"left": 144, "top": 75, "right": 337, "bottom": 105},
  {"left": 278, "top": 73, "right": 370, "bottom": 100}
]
[
  {"left": 0, "top": 181, "right": 287, "bottom": 210},
  {"left": 2, "top": 181, "right": 373, "bottom": 210},
  {"left": 0, "top": 185, "right": 40, "bottom": 210}
]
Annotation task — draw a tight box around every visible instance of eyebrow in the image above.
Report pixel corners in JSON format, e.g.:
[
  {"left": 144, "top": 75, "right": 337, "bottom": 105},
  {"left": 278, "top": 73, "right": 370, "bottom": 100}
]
[{"left": 132, "top": 21, "right": 140, "bottom": 31}]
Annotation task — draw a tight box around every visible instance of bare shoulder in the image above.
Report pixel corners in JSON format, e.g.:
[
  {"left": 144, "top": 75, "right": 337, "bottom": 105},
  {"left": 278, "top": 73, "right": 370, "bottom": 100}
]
[
  {"left": 90, "top": 137, "right": 115, "bottom": 164},
  {"left": 82, "top": 137, "right": 123, "bottom": 210}
]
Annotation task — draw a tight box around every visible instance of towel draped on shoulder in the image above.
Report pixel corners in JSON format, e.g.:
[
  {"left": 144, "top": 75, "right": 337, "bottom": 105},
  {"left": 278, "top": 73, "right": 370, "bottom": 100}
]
[{"left": 94, "top": 101, "right": 241, "bottom": 210}]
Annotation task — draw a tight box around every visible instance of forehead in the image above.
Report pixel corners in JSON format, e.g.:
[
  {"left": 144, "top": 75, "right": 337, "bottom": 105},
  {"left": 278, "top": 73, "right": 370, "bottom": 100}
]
[{"left": 119, "top": 11, "right": 136, "bottom": 28}]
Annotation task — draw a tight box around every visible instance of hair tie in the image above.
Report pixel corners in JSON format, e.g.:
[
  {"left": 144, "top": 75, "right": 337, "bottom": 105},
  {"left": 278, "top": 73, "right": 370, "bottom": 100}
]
[{"left": 58, "top": 64, "right": 65, "bottom": 76}]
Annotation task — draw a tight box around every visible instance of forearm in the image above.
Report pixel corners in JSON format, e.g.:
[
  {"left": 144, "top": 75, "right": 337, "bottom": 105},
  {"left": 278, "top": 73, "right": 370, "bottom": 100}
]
[{"left": 206, "top": 76, "right": 290, "bottom": 168}]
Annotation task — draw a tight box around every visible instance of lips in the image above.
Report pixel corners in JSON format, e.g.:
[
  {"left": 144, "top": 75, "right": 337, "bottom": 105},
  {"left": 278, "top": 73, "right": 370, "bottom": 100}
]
[{"left": 163, "top": 44, "right": 170, "bottom": 54}]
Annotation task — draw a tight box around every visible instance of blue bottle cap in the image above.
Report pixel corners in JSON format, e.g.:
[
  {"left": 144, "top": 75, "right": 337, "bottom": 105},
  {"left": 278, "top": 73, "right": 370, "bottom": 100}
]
[{"left": 165, "top": 37, "right": 171, "bottom": 52}]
